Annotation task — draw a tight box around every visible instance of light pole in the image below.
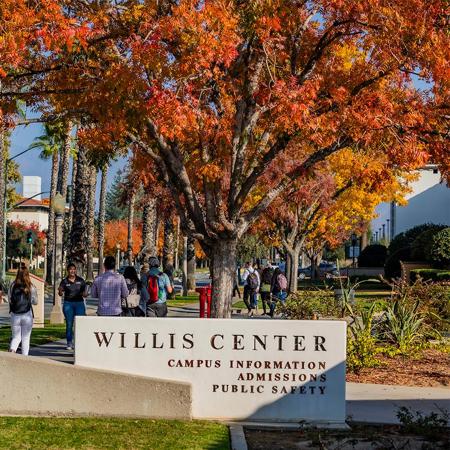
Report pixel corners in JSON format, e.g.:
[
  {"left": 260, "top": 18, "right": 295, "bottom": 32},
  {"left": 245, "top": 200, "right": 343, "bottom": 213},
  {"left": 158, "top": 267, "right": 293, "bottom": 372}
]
[
  {"left": 351, "top": 233, "right": 358, "bottom": 268},
  {"left": 116, "top": 243, "right": 121, "bottom": 271},
  {"left": 50, "top": 193, "right": 66, "bottom": 324}
]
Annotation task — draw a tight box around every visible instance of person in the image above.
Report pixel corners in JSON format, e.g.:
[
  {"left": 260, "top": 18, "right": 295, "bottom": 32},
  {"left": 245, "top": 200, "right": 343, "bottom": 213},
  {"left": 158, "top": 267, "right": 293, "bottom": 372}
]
[
  {"left": 91, "top": 256, "right": 128, "bottom": 316},
  {"left": 269, "top": 267, "right": 288, "bottom": 317},
  {"left": 140, "top": 262, "right": 150, "bottom": 286},
  {"left": 123, "top": 266, "right": 148, "bottom": 316},
  {"left": 8, "top": 263, "right": 37, "bottom": 355},
  {"left": 163, "top": 263, "right": 175, "bottom": 300},
  {"left": 232, "top": 266, "right": 241, "bottom": 299},
  {"left": 260, "top": 264, "right": 274, "bottom": 315},
  {"left": 146, "top": 256, "right": 172, "bottom": 317},
  {"left": 241, "top": 261, "right": 260, "bottom": 316},
  {"left": 58, "top": 263, "right": 87, "bottom": 350}
]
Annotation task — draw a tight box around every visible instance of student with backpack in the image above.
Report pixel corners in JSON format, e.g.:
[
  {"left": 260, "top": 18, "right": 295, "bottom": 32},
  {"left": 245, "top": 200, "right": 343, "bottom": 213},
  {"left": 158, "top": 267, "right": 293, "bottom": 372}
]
[
  {"left": 269, "top": 267, "right": 288, "bottom": 317},
  {"left": 8, "top": 263, "right": 37, "bottom": 355},
  {"left": 146, "top": 257, "right": 173, "bottom": 317},
  {"left": 242, "top": 261, "right": 260, "bottom": 317},
  {"left": 122, "top": 266, "right": 148, "bottom": 317},
  {"left": 260, "top": 264, "right": 274, "bottom": 316}
]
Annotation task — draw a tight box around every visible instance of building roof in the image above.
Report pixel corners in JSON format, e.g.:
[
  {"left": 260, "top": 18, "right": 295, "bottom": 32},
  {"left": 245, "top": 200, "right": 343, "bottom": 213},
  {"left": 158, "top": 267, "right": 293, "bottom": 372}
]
[{"left": 13, "top": 197, "right": 50, "bottom": 209}]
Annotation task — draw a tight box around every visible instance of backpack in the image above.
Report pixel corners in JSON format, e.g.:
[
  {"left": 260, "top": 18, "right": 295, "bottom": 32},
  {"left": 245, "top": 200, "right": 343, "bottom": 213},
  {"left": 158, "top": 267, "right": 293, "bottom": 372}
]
[
  {"left": 125, "top": 283, "right": 141, "bottom": 308},
  {"left": 10, "top": 285, "right": 32, "bottom": 314},
  {"left": 247, "top": 271, "right": 259, "bottom": 290},
  {"left": 262, "top": 268, "right": 274, "bottom": 285},
  {"left": 147, "top": 272, "right": 163, "bottom": 304},
  {"left": 276, "top": 273, "right": 288, "bottom": 291}
]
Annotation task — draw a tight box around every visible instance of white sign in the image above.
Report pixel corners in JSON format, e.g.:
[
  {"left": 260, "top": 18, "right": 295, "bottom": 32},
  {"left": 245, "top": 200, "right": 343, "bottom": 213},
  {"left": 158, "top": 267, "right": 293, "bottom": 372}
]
[{"left": 75, "top": 317, "right": 346, "bottom": 423}]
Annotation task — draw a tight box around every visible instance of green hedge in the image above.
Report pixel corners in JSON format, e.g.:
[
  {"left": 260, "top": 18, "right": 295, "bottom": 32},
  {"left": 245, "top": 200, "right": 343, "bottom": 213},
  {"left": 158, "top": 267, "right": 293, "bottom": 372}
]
[{"left": 410, "top": 268, "right": 450, "bottom": 282}]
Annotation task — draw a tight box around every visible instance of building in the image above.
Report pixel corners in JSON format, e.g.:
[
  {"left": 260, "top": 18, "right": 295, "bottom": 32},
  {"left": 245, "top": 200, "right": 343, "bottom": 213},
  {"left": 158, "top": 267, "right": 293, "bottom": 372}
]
[
  {"left": 7, "top": 176, "right": 49, "bottom": 231},
  {"left": 371, "top": 166, "right": 450, "bottom": 241}
]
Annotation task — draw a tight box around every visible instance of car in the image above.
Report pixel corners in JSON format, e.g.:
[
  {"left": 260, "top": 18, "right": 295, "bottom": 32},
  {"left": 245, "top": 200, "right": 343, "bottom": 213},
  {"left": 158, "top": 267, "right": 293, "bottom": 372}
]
[{"left": 298, "top": 262, "right": 339, "bottom": 279}]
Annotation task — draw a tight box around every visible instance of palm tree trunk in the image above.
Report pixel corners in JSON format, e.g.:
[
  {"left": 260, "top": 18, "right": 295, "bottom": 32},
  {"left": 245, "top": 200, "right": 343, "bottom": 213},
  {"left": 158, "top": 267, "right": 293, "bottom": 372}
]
[
  {"left": 86, "top": 165, "right": 97, "bottom": 280},
  {"left": 126, "top": 191, "right": 135, "bottom": 265},
  {"left": 67, "top": 154, "right": 77, "bottom": 238},
  {"left": 163, "top": 217, "right": 175, "bottom": 270},
  {"left": 68, "top": 147, "right": 89, "bottom": 273},
  {"left": 141, "top": 197, "right": 157, "bottom": 259},
  {"left": 46, "top": 150, "right": 59, "bottom": 284},
  {"left": 98, "top": 164, "right": 108, "bottom": 274},
  {"left": 0, "top": 131, "right": 6, "bottom": 277},
  {"left": 187, "top": 234, "right": 196, "bottom": 291},
  {"left": 57, "top": 121, "right": 72, "bottom": 197}
]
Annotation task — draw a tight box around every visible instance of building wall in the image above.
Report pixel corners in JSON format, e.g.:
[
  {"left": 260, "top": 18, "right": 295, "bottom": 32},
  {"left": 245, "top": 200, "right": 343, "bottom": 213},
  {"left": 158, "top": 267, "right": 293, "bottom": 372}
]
[
  {"left": 7, "top": 209, "right": 49, "bottom": 231},
  {"left": 371, "top": 168, "right": 450, "bottom": 239}
]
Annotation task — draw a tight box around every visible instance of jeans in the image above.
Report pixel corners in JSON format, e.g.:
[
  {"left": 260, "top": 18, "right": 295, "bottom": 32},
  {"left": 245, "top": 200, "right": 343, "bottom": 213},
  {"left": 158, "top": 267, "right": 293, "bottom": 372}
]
[
  {"left": 63, "top": 301, "right": 86, "bottom": 345},
  {"left": 10, "top": 311, "right": 33, "bottom": 355},
  {"left": 146, "top": 302, "right": 168, "bottom": 317},
  {"left": 269, "top": 291, "right": 287, "bottom": 316},
  {"left": 243, "top": 285, "right": 257, "bottom": 311}
]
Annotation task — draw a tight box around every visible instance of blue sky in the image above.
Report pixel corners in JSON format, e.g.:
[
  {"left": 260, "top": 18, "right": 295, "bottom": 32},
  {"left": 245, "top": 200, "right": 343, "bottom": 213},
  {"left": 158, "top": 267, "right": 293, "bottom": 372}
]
[{"left": 10, "top": 122, "right": 126, "bottom": 200}]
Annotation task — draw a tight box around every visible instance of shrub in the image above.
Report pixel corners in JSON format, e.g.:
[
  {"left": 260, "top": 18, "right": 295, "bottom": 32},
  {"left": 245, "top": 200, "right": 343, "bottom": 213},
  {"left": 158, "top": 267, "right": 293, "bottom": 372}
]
[
  {"left": 410, "top": 226, "right": 447, "bottom": 261},
  {"left": 358, "top": 244, "right": 387, "bottom": 267},
  {"left": 388, "top": 223, "right": 445, "bottom": 256},
  {"left": 430, "top": 227, "right": 450, "bottom": 268},
  {"left": 384, "top": 247, "right": 411, "bottom": 279},
  {"left": 347, "top": 302, "right": 380, "bottom": 373},
  {"left": 380, "top": 299, "right": 426, "bottom": 352},
  {"left": 410, "top": 268, "right": 450, "bottom": 282},
  {"left": 277, "top": 290, "right": 339, "bottom": 319}
]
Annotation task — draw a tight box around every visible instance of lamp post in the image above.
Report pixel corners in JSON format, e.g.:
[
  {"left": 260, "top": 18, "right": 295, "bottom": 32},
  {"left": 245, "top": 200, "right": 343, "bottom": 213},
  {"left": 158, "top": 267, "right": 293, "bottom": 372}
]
[
  {"left": 49, "top": 193, "right": 66, "bottom": 324},
  {"left": 116, "top": 243, "right": 121, "bottom": 271},
  {"left": 386, "top": 219, "right": 390, "bottom": 243},
  {"left": 351, "top": 233, "right": 358, "bottom": 268},
  {"left": 382, "top": 224, "right": 386, "bottom": 240}
]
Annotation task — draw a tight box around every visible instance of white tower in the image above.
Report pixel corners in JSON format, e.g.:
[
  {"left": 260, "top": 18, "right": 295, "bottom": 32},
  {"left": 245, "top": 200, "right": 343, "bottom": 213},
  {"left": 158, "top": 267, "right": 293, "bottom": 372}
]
[{"left": 22, "top": 176, "right": 42, "bottom": 200}]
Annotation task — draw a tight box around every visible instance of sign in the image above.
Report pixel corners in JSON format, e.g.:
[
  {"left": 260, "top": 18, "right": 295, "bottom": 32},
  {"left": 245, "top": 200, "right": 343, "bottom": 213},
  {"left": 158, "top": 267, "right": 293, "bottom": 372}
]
[{"left": 75, "top": 318, "right": 346, "bottom": 423}]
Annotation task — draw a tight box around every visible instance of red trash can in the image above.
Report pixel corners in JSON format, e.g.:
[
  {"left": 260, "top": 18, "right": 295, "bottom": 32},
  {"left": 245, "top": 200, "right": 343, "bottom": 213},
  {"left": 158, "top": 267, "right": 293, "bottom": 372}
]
[{"left": 196, "top": 286, "right": 212, "bottom": 318}]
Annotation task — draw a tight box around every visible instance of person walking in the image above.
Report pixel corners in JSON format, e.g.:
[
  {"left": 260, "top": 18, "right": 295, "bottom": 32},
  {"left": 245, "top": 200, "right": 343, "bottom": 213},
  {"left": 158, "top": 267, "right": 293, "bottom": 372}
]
[
  {"left": 140, "top": 262, "right": 150, "bottom": 286},
  {"left": 91, "top": 256, "right": 128, "bottom": 316},
  {"left": 242, "top": 261, "right": 260, "bottom": 317},
  {"left": 146, "top": 257, "right": 172, "bottom": 317},
  {"left": 269, "top": 267, "right": 288, "bottom": 317},
  {"left": 58, "top": 263, "right": 87, "bottom": 350},
  {"left": 260, "top": 263, "right": 274, "bottom": 315},
  {"left": 123, "top": 266, "right": 148, "bottom": 316},
  {"left": 8, "top": 263, "right": 37, "bottom": 355},
  {"left": 232, "top": 265, "right": 241, "bottom": 300}
]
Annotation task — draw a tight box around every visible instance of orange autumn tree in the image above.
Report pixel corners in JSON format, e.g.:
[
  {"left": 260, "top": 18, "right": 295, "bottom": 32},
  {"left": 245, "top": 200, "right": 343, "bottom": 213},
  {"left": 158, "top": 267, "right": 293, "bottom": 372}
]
[
  {"left": 2, "top": 1, "right": 449, "bottom": 316},
  {"left": 103, "top": 220, "right": 142, "bottom": 257}
]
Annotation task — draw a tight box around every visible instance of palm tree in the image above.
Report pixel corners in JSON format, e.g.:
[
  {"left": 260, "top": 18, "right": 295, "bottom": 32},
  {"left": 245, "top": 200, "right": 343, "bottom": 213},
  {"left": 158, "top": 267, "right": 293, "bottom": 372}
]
[
  {"left": 86, "top": 165, "right": 97, "bottom": 280},
  {"left": 141, "top": 196, "right": 158, "bottom": 259},
  {"left": 97, "top": 164, "right": 108, "bottom": 274},
  {"left": 126, "top": 190, "right": 136, "bottom": 265},
  {"left": 28, "top": 122, "right": 65, "bottom": 284},
  {"left": 67, "top": 145, "right": 90, "bottom": 273},
  {"left": 163, "top": 216, "right": 175, "bottom": 270}
]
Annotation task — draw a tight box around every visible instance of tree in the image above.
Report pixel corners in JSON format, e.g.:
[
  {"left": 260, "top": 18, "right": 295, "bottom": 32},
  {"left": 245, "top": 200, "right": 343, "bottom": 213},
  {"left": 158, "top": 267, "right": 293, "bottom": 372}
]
[
  {"left": 2, "top": 1, "right": 448, "bottom": 316},
  {"left": 105, "top": 171, "right": 127, "bottom": 222},
  {"left": 97, "top": 164, "right": 108, "bottom": 273},
  {"left": 86, "top": 165, "right": 97, "bottom": 280},
  {"left": 430, "top": 228, "right": 450, "bottom": 268},
  {"left": 6, "top": 221, "right": 45, "bottom": 264},
  {"left": 104, "top": 220, "right": 142, "bottom": 257}
]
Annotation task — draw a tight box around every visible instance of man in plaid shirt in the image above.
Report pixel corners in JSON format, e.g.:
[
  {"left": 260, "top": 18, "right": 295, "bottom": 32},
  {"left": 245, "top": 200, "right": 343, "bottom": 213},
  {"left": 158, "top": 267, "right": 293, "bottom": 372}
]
[{"left": 91, "top": 256, "right": 128, "bottom": 316}]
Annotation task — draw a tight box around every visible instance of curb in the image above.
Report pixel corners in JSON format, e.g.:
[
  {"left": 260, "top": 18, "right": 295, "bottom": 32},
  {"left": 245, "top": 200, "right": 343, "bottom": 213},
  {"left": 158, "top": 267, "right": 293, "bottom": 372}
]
[{"left": 229, "top": 425, "right": 248, "bottom": 450}]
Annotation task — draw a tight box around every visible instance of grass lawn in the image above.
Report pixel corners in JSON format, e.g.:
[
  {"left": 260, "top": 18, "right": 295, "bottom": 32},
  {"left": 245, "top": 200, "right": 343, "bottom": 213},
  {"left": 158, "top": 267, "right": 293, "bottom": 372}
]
[
  {"left": 0, "top": 417, "right": 229, "bottom": 450},
  {"left": 167, "top": 293, "right": 199, "bottom": 307},
  {"left": 0, "top": 322, "right": 66, "bottom": 351}
]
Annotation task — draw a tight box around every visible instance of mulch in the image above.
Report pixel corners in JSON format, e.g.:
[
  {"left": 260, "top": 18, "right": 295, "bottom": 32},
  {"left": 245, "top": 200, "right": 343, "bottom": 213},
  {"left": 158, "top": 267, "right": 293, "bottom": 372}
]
[{"left": 346, "top": 349, "right": 450, "bottom": 387}]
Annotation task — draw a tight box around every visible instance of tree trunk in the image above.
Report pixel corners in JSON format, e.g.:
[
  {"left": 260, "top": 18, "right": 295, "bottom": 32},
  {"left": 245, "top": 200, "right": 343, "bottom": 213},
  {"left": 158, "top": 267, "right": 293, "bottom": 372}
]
[
  {"left": 162, "top": 217, "right": 175, "bottom": 269},
  {"left": 174, "top": 217, "right": 180, "bottom": 270},
  {"left": 46, "top": 150, "right": 59, "bottom": 284},
  {"left": 141, "top": 197, "right": 157, "bottom": 258},
  {"left": 86, "top": 165, "right": 97, "bottom": 280},
  {"left": 98, "top": 165, "right": 108, "bottom": 274},
  {"left": 57, "top": 121, "right": 72, "bottom": 197},
  {"left": 126, "top": 191, "right": 135, "bottom": 265},
  {"left": 0, "top": 131, "right": 5, "bottom": 278},
  {"left": 211, "top": 239, "right": 237, "bottom": 318},
  {"left": 187, "top": 234, "right": 196, "bottom": 291},
  {"left": 67, "top": 155, "right": 77, "bottom": 238},
  {"left": 285, "top": 245, "right": 300, "bottom": 293},
  {"left": 68, "top": 147, "right": 89, "bottom": 273}
]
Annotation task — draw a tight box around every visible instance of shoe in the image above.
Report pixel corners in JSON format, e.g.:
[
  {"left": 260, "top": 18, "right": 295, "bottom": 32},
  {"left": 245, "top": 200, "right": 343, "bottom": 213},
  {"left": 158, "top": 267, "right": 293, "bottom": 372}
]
[
  {"left": 66, "top": 344, "right": 73, "bottom": 351},
  {"left": 8, "top": 348, "right": 16, "bottom": 353},
  {"left": 248, "top": 310, "right": 254, "bottom": 317}
]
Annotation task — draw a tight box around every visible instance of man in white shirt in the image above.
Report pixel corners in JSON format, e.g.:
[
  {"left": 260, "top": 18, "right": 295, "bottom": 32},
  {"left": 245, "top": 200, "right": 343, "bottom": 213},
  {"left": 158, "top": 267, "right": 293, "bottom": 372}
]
[{"left": 241, "top": 261, "right": 260, "bottom": 316}]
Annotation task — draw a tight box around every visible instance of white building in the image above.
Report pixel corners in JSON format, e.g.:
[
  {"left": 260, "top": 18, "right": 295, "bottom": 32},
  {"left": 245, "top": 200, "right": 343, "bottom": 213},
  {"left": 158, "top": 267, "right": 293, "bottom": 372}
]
[
  {"left": 371, "top": 166, "right": 450, "bottom": 241},
  {"left": 7, "top": 176, "right": 49, "bottom": 231}
]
